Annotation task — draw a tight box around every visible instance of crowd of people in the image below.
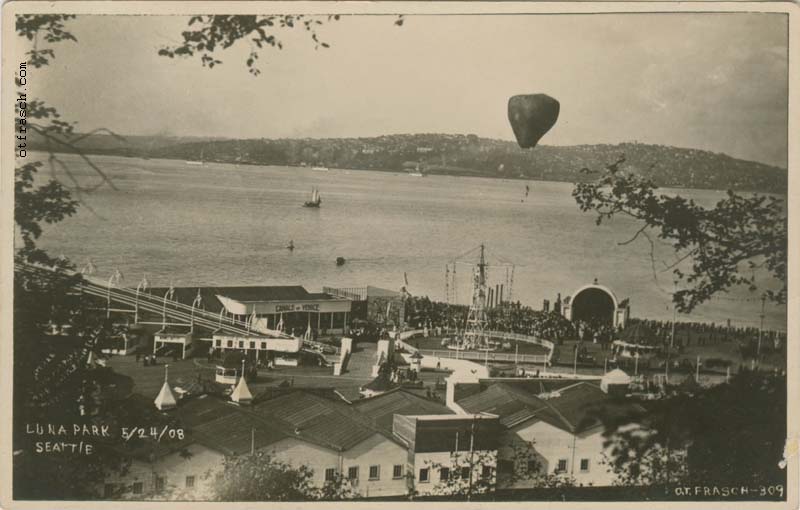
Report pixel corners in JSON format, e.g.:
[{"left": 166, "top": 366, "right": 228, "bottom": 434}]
[
  {"left": 624, "top": 318, "right": 786, "bottom": 350},
  {"left": 402, "top": 295, "right": 787, "bottom": 362}
]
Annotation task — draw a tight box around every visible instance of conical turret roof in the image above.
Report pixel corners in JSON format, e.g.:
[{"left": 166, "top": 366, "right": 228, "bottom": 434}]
[
  {"left": 154, "top": 365, "right": 177, "bottom": 411},
  {"left": 231, "top": 359, "right": 253, "bottom": 404}
]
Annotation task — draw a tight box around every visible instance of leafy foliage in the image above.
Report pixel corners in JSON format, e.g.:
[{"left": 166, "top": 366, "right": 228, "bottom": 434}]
[
  {"left": 158, "top": 15, "right": 340, "bottom": 76},
  {"left": 573, "top": 156, "right": 787, "bottom": 312},
  {"left": 15, "top": 14, "right": 77, "bottom": 67},
  {"left": 600, "top": 372, "right": 786, "bottom": 489},
  {"left": 210, "top": 452, "right": 359, "bottom": 501},
  {"left": 15, "top": 162, "right": 78, "bottom": 264}
]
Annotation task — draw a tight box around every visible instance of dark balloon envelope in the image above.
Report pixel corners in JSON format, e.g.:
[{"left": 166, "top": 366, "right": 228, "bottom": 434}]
[{"left": 508, "top": 94, "right": 560, "bottom": 149}]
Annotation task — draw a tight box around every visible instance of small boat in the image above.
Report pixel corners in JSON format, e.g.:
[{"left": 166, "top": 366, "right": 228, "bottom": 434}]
[
  {"left": 286, "top": 240, "right": 295, "bottom": 251},
  {"left": 312, "top": 166, "right": 329, "bottom": 172},
  {"left": 409, "top": 163, "right": 426, "bottom": 177},
  {"left": 303, "top": 188, "right": 321, "bottom": 208},
  {"left": 186, "top": 148, "right": 205, "bottom": 166}
]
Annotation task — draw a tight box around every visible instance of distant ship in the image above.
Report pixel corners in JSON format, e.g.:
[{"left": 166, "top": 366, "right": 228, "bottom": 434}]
[
  {"left": 312, "top": 166, "right": 329, "bottom": 172},
  {"left": 303, "top": 187, "right": 321, "bottom": 208}
]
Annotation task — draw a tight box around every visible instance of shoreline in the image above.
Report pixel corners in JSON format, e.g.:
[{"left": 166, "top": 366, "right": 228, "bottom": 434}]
[{"left": 28, "top": 150, "right": 788, "bottom": 196}]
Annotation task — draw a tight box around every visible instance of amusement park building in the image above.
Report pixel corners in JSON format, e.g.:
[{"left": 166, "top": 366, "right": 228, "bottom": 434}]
[{"left": 454, "top": 377, "right": 645, "bottom": 487}]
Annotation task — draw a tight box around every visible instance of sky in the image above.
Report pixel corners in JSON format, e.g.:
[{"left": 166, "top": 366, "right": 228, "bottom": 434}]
[{"left": 29, "top": 13, "right": 789, "bottom": 167}]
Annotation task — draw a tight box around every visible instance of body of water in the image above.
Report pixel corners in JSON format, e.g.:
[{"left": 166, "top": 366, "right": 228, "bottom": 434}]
[{"left": 31, "top": 153, "right": 786, "bottom": 331}]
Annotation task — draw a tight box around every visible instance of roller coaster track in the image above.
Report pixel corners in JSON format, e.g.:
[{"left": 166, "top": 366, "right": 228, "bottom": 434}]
[{"left": 15, "top": 262, "right": 294, "bottom": 340}]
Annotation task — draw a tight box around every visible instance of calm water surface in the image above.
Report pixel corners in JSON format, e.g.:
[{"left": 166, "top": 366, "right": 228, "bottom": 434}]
[{"left": 31, "top": 153, "right": 786, "bottom": 331}]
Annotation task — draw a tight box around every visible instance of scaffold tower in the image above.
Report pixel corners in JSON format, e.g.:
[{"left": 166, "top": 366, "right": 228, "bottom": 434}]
[{"left": 462, "top": 244, "right": 490, "bottom": 349}]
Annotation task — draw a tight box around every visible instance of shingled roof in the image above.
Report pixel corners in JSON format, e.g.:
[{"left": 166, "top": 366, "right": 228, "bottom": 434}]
[
  {"left": 457, "top": 380, "right": 643, "bottom": 434},
  {"left": 248, "top": 390, "right": 398, "bottom": 451},
  {"left": 169, "top": 389, "right": 400, "bottom": 456},
  {"left": 353, "top": 388, "right": 454, "bottom": 431}
]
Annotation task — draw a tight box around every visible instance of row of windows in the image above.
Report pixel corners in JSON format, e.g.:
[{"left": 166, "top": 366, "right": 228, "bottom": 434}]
[
  {"left": 327, "top": 464, "right": 404, "bottom": 483},
  {"left": 556, "top": 458, "right": 591, "bottom": 473},
  {"left": 123, "top": 475, "right": 196, "bottom": 496},
  {"left": 215, "top": 339, "right": 269, "bottom": 349},
  {"left": 418, "top": 465, "right": 493, "bottom": 483}
]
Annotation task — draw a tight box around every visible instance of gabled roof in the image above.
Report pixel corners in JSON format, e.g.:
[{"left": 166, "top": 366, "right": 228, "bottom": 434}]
[
  {"left": 457, "top": 380, "right": 640, "bottom": 434},
  {"left": 249, "top": 390, "right": 394, "bottom": 451},
  {"left": 146, "top": 285, "right": 338, "bottom": 312},
  {"left": 189, "top": 407, "right": 288, "bottom": 456},
  {"left": 353, "top": 388, "right": 453, "bottom": 431}
]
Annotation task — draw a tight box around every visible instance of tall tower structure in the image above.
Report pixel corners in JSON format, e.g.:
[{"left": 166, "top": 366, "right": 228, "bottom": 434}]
[{"left": 462, "top": 244, "right": 490, "bottom": 349}]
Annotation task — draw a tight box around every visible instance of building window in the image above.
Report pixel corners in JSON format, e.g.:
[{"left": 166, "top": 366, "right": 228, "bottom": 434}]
[
  {"left": 154, "top": 475, "right": 165, "bottom": 493},
  {"left": 215, "top": 339, "right": 221, "bottom": 347},
  {"left": 460, "top": 466, "right": 470, "bottom": 480},
  {"left": 419, "top": 468, "right": 430, "bottom": 483},
  {"left": 103, "top": 483, "right": 115, "bottom": 498},
  {"left": 556, "top": 459, "right": 568, "bottom": 473},
  {"left": 439, "top": 467, "right": 450, "bottom": 482},
  {"left": 185, "top": 475, "right": 195, "bottom": 488},
  {"left": 249, "top": 341, "right": 255, "bottom": 349},
  {"left": 580, "top": 459, "right": 590, "bottom": 472},
  {"left": 369, "top": 465, "right": 380, "bottom": 480},
  {"left": 527, "top": 460, "right": 539, "bottom": 473},
  {"left": 481, "top": 465, "right": 492, "bottom": 479},
  {"left": 261, "top": 342, "right": 267, "bottom": 350},
  {"left": 348, "top": 466, "right": 359, "bottom": 482},
  {"left": 238, "top": 341, "right": 244, "bottom": 348},
  {"left": 226, "top": 340, "right": 233, "bottom": 348},
  {"left": 393, "top": 464, "right": 403, "bottom": 479},
  {"left": 325, "top": 468, "right": 336, "bottom": 482},
  {"left": 132, "top": 482, "right": 143, "bottom": 495}
]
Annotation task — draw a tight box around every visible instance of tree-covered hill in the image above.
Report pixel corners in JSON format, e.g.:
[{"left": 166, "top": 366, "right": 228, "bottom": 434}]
[{"left": 30, "top": 132, "right": 787, "bottom": 193}]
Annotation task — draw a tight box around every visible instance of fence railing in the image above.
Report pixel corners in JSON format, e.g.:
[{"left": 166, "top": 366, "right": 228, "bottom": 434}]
[
  {"left": 418, "top": 349, "right": 548, "bottom": 365},
  {"left": 393, "top": 328, "right": 554, "bottom": 363}
]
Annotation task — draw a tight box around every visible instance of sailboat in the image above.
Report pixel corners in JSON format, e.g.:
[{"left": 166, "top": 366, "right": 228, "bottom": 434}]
[
  {"left": 303, "top": 187, "right": 321, "bottom": 208},
  {"left": 186, "top": 147, "right": 205, "bottom": 166}
]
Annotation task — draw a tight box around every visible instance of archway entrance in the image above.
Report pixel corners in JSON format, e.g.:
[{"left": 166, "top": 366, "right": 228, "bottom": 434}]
[{"left": 571, "top": 287, "right": 615, "bottom": 326}]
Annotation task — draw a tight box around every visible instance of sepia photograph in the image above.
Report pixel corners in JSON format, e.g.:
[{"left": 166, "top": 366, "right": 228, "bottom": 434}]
[{"left": 1, "top": 1, "right": 797, "bottom": 507}]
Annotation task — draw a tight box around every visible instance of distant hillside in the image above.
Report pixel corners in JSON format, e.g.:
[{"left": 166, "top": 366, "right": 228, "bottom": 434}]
[{"left": 30, "top": 132, "right": 787, "bottom": 193}]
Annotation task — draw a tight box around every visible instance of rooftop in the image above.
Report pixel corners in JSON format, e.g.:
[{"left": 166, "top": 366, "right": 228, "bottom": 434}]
[
  {"left": 247, "top": 390, "right": 395, "bottom": 451},
  {"left": 166, "top": 389, "right": 402, "bottom": 455},
  {"left": 146, "top": 285, "right": 345, "bottom": 312},
  {"left": 352, "top": 388, "right": 454, "bottom": 431},
  {"left": 457, "top": 380, "right": 645, "bottom": 434}
]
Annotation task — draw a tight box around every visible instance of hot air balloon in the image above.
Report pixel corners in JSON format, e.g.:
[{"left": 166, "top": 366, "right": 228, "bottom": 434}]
[{"left": 508, "top": 94, "right": 560, "bottom": 149}]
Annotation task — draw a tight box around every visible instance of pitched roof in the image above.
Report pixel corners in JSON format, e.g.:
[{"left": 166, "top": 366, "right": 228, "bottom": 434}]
[
  {"left": 249, "top": 390, "right": 392, "bottom": 451},
  {"left": 457, "top": 380, "right": 640, "bottom": 434},
  {"left": 353, "top": 388, "right": 453, "bottom": 431},
  {"left": 146, "top": 285, "right": 337, "bottom": 312},
  {"left": 189, "top": 407, "right": 288, "bottom": 456}
]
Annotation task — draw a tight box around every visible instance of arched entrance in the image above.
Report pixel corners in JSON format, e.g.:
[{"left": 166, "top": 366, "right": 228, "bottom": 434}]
[
  {"left": 571, "top": 287, "right": 615, "bottom": 325},
  {"left": 562, "top": 284, "right": 629, "bottom": 328}
]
